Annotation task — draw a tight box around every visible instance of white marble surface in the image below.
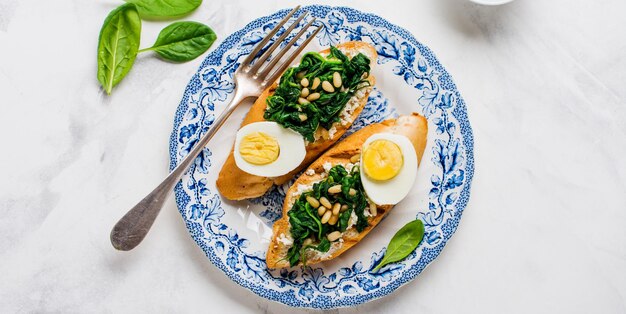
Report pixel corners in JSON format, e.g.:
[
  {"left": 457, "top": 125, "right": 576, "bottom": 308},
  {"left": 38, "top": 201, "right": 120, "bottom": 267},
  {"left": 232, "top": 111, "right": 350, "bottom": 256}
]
[{"left": 1, "top": 0, "right": 625, "bottom": 312}]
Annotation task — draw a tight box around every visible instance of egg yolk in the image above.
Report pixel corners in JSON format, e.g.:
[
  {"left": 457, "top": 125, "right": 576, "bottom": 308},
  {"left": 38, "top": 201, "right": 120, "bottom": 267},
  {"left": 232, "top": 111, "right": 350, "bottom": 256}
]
[
  {"left": 362, "top": 139, "right": 403, "bottom": 181},
  {"left": 239, "top": 132, "right": 280, "bottom": 165}
]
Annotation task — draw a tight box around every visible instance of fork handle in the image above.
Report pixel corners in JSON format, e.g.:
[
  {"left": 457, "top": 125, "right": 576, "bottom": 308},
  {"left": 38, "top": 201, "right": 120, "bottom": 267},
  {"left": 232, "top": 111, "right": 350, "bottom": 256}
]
[{"left": 110, "top": 88, "right": 251, "bottom": 251}]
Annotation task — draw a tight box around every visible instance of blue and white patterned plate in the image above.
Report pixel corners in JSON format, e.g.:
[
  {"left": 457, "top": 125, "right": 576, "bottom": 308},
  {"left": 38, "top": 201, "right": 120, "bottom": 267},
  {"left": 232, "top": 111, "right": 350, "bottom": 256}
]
[{"left": 169, "top": 5, "right": 474, "bottom": 309}]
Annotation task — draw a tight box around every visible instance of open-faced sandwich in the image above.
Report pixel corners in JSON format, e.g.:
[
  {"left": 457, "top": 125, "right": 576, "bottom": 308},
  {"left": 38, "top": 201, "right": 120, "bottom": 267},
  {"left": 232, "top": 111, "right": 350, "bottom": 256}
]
[
  {"left": 266, "top": 113, "right": 428, "bottom": 268},
  {"left": 217, "top": 41, "right": 378, "bottom": 200}
]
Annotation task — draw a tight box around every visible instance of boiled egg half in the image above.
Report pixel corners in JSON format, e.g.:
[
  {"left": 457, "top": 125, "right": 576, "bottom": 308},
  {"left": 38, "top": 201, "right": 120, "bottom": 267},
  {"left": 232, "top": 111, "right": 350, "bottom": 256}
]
[
  {"left": 360, "top": 133, "right": 418, "bottom": 205},
  {"left": 234, "top": 121, "right": 306, "bottom": 177}
]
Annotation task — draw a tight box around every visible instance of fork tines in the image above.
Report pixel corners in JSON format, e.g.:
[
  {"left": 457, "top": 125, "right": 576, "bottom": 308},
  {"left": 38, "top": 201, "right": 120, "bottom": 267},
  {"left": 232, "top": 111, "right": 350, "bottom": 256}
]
[{"left": 240, "top": 6, "right": 323, "bottom": 85}]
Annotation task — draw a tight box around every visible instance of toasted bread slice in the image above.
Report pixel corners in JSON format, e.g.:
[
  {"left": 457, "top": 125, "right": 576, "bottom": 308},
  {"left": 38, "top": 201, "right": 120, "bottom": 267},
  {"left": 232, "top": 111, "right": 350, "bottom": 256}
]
[
  {"left": 217, "top": 41, "right": 378, "bottom": 200},
  {"left": 266, "top": 113, "right": 428, "bottom": 268}
]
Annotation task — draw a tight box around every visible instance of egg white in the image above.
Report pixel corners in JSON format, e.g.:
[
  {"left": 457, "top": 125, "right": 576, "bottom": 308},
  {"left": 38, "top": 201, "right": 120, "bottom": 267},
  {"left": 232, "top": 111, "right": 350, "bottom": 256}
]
[
  {"left": 360, "top": 133, "right": 418, "bottom": 205},
  {"left": 234, "top": 121, "right": 306, "bottom": 177}
]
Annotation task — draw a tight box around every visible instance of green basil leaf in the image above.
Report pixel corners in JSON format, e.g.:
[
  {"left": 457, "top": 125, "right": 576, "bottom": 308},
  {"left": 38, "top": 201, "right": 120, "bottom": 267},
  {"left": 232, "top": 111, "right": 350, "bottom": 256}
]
[
  {"left": 125, "top": 0, "right": 201, "bottom": 19},
  {"left": 97, "top": 3, "right": 141, "bottom": 95},
  {"left": 373, "top": 219, "right": 425, "bottom": 271},
  {"left": 140, "top": 21, "right": 216, "bottom": 62},
  {"left": 338, "top": 209, "right": 352, "bottom": 232},
  {"left": 315, "top": 238, "right": 331, "bottom": 252}
]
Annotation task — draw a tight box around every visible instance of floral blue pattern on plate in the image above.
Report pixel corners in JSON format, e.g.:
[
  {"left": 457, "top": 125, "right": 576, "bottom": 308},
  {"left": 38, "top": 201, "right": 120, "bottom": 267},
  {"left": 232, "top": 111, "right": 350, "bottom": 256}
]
[{"left": 169, "top": 5, "right": 474, "bottom": 309}]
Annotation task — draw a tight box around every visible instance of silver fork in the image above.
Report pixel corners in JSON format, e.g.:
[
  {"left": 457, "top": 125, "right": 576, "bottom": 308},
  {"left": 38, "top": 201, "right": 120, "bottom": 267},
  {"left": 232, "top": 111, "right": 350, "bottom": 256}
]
[{"left": 110, "top": 6, "right": 322, "bottom": 251}]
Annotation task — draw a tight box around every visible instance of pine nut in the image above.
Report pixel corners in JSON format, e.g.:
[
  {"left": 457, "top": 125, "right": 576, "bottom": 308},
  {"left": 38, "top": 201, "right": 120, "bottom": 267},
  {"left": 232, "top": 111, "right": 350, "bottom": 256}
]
[
  {"left": 300, "top": 87, "right": 310, "bottom": 98},
  {"left": 327, "top": 231, "right": 342, "bottom": 242},
  {"left": 328, "top": 185, "right": 342, "bottom": 194},
  {"left": 303, "top": 238, "right": 313, "bottom": 246},
  {"left": 321, "top": 210, "right": 332, "bottom": 224},
  {"left": 298, "top": 97, "right": 309, "bottom": 105},
  {"left": 320, "top": 196, "right": 332, "bottom": 209},
  {"left": 299, "top": 114, "right": 308, "bottom": 122},
  {"left": 333, "top": 72, "right": 342, "bottom": 88},
  {"left": 322, "top": 81, "right": 335, "bottom": 93},
  {"left": 296, "top": 71, "right": 306, "bottom": 79},
  {"left": 369, "top": 202, "right": 377, "bottom": 216},
  {"left": 306, "top": 196, "right": 320, "bottom": 208},
  {"left": 350, "top": 154, "right": 360, "bottom": 163},
  {"left": 349, "top": 188, "right": 357, "bottom": 196},
  {"left": 341, "top": 204, "right": 349, "bottom": 212},
  {"left": 311, "top": 77, "right": 321, "bottom": 89},
  {"left": 328, "top": 214, "right": 339, "bottom": 225},
  {"left": 318, "top": 206, "right": 326, "bottom": 216},
  {"left": 306, "top": 93, "right": 320, "bottom": 101},
  {"left": 300, "top": 77, "right": 309, "bottom": 87},
  {"left": 332, "top": 203, "right": 341, "bottom": 215}
]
